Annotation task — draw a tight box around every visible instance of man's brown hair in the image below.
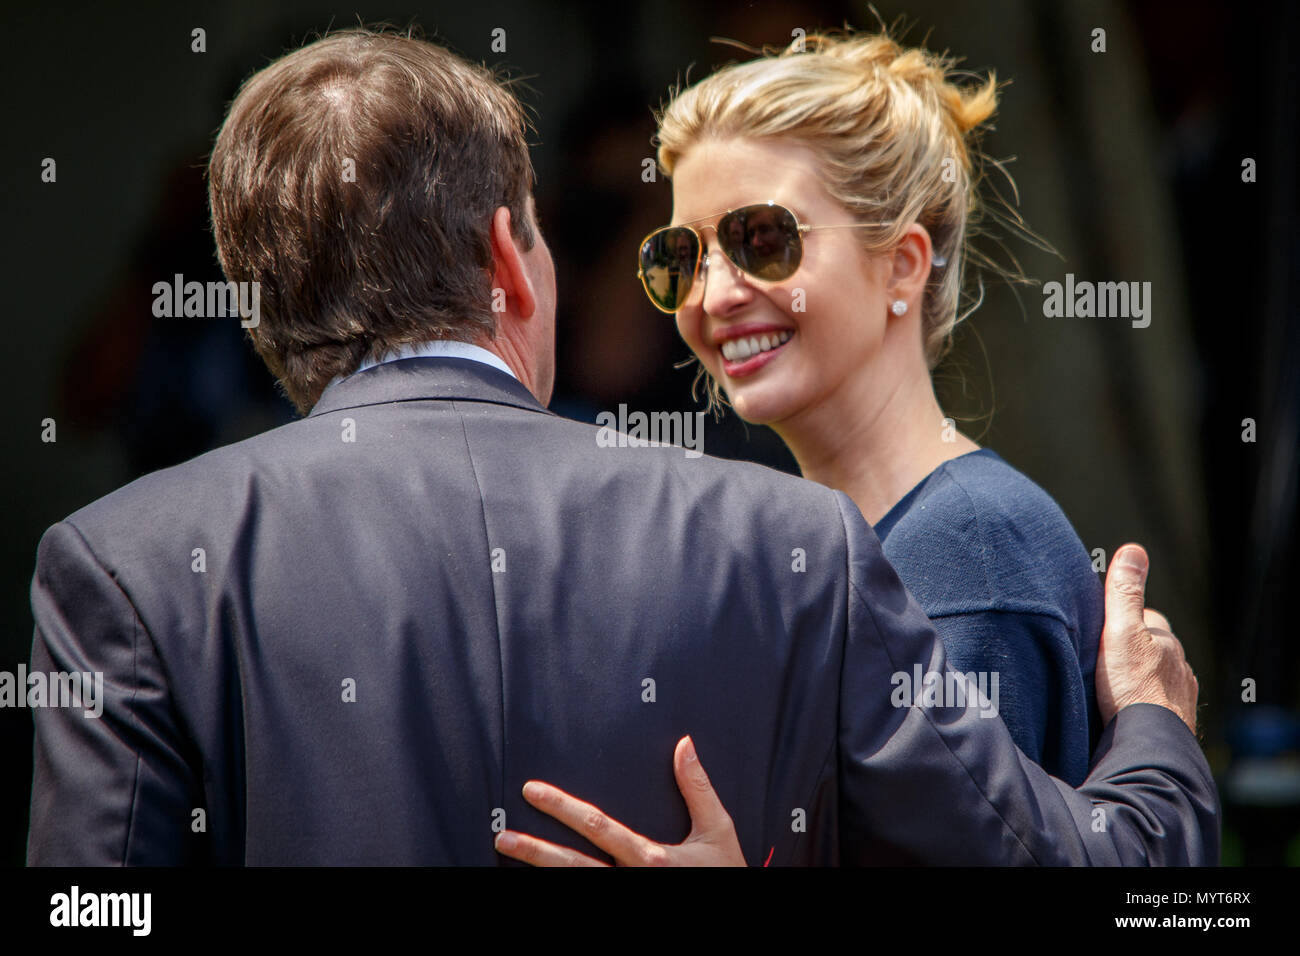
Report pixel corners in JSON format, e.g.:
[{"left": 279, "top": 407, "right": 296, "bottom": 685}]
[{"left": 208, "top": 27, "right": 536, "bottom": 413}]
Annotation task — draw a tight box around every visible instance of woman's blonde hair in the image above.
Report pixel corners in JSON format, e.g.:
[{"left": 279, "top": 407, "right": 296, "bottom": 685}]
[{"left": 656, "top": 28, "right": 1017, "bottom": 410}]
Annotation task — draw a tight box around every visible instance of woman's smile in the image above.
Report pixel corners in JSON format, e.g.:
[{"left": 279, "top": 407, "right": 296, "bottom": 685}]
[{"left": 713, "top": 323, "right": 795, "bottom": 377}]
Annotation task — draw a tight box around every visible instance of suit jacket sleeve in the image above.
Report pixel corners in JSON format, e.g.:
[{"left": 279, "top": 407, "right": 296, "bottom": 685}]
[
  {"left": 26, "top": 521, "right": 202, "bottom": 865},
  {"left": 832, "top": 492, "right": 1220, "bottom": 865}
]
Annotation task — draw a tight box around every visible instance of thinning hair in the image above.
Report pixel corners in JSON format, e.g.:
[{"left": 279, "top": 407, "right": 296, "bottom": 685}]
[{"left": 208, "top": 27, "right": 536, "bottom": 412}]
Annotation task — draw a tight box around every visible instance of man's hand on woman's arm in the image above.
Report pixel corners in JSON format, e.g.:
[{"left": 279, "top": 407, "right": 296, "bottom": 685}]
[
  {"left": 1095, "top": 545, "right": 1198, "bottom": 734},
  {"left": 495, "top": 542, "right": 1201, "bottom": 867}
]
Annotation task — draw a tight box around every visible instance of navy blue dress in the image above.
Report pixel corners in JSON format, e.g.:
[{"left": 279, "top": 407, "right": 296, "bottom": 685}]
[{"left": 872, "top": 448, "right": 1104, "bottom": 785}]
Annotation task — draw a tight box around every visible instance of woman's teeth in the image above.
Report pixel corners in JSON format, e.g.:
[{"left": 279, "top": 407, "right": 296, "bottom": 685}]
[{"left": 720, "top": 330, "right": 792, "bottom": 362}]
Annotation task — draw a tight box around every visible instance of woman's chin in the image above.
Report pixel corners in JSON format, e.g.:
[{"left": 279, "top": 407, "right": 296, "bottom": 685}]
[{"left": 728, "top": 388, "right": 795, "bottom": 427}]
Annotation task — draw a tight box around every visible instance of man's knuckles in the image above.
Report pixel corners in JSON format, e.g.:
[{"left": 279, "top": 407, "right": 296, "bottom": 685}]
[{"left": 1108, "top": 574, "right": 1147, "bottom": 602}]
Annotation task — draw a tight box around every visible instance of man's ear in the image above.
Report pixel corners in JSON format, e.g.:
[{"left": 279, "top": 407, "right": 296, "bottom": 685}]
[{"left": 490, "top": 205, "right": 537, "bottom": 320}]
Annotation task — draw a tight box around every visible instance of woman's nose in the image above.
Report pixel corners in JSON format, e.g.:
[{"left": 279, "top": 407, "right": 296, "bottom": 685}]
[{"left": 700, "top": 244, "right": 755, "bottom": 316}]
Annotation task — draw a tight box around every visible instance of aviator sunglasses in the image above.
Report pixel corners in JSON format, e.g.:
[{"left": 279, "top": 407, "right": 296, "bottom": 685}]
[{"left": 636, "top": 200, "right": 896, "bottom": 313}]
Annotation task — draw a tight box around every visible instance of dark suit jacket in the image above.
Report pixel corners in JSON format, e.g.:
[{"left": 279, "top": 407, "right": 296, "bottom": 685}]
[{"left": 27, "top": 358, "right": 1219, "bottom": 864}]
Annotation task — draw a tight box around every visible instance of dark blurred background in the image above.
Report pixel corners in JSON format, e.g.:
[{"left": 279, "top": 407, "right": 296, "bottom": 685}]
[{"left": 2, "top": 0, "right": 1296, "bottom": 865}]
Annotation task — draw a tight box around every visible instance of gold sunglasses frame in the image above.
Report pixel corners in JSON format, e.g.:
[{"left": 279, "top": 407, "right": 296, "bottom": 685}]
[{"left": 635, "top": 200, "right": 894, "bottom": 313}]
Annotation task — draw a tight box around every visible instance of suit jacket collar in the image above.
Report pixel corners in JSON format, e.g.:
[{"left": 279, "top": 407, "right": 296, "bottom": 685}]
[{"left": 307, "top": 357, "right": 552, "bottom": 419}]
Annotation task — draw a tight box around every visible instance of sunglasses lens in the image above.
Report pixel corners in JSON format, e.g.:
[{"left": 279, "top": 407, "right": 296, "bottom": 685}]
[
  {"left": 717, "top": 204, "right": 802, "bottom": 282},
  {"left": 639, "top": 227, "right": 700, "bottom": 312}
]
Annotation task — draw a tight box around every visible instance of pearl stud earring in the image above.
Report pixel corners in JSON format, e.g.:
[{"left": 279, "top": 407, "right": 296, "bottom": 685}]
[{"left": 891, "top": 300, "right": 908, "bottom": 316}]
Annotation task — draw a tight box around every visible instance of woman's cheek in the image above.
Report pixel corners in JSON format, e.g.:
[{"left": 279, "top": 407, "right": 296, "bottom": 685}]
[{"left": 676, "top": 307, "right": 710, "bottom": 367}]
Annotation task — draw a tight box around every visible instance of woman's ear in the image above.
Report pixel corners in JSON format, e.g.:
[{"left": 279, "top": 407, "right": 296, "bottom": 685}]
[
  {"left": 886, "top": 223, "right": 934, "bottom": 308},
  {"left": 489, "top": 205, "right": 538, "bottom": 319}
]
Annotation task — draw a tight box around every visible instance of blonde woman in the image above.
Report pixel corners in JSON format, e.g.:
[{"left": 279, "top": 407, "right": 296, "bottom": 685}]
[{"left": 503, "top": 30, "right": 1106, "bottom": 861}]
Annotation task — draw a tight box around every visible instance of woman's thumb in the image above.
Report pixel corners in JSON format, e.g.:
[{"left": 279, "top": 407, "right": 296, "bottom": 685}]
[{"left": 673, "top": 736, "right": 733, "bottom": 839}]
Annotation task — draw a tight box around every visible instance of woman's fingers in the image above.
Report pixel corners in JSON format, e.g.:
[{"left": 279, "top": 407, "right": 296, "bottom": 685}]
[
  {"left": 494, "top": 737, "right": 748, "bottom": 867},
  {"left": 519, "top": 780, "right": 668, "bottom": 865},
  {"left": 494, "top": 829, "right": 608, "bottom": 867}
]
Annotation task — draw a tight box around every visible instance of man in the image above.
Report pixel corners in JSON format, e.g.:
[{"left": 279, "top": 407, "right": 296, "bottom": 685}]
[{"left": 27, "top": 28, "right": 1215, "bottom": 865}]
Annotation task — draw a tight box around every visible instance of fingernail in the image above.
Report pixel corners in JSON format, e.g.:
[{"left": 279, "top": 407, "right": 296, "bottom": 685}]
[
  {"left": 684, "top": 736, "right": 697, "bottom": 762},
  {"left": 522, "top": 781, "right": 540, "bottom": 800},
  {"left": 1116, "top": 546, "right": 1147, "bottom": 573},
  {"left": 496, "top": 832, "right": 517, "bottom": 851}
]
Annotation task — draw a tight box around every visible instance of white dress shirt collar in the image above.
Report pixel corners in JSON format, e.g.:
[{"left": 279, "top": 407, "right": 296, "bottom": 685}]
[{"left": 341, "top": 340, "right": 519, "bottom": 384}]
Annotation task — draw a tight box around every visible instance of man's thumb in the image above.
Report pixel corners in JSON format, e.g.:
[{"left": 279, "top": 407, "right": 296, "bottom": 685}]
[
  {"left": 673, "top": 736, "right": 732, "bottom": 839},
  {"left": 1104, "top": 544, "right": 1149, "bottom": 639}
]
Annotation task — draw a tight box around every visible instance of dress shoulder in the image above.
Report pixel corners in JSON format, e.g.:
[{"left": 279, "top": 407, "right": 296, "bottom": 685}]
[{"left": 875, "top": 450, "right": 1101, "bottom": 625}]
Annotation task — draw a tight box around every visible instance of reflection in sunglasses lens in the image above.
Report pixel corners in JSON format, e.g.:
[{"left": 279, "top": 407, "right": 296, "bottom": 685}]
[
  {"left": 641, "top": 227, "right": 699, "bottom": 311},
  {"left": 720, "top": 205, "right": 801, "bottom": 282}
]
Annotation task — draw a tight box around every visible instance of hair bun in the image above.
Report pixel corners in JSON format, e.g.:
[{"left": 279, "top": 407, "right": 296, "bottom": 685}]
[
  {"left": 801, "top": 33, "right": 998, "bottom": 138},
  {"left": 933, "top": 70, "right": 999, "bottom": 136}
]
